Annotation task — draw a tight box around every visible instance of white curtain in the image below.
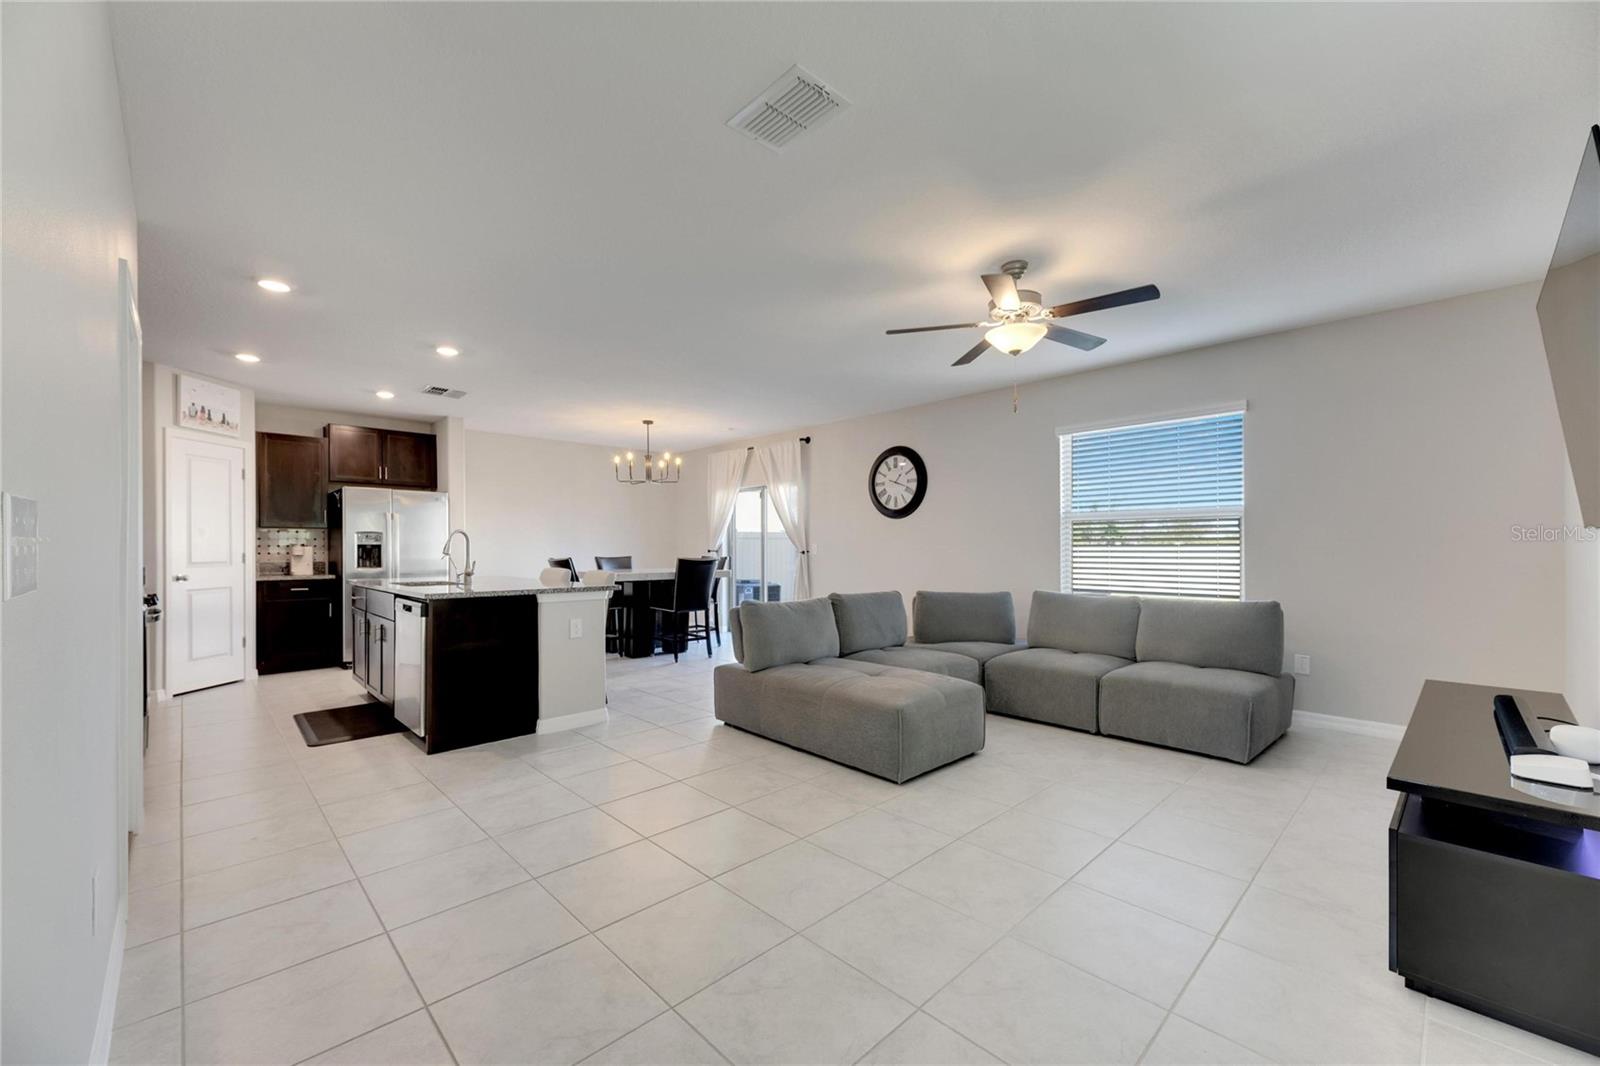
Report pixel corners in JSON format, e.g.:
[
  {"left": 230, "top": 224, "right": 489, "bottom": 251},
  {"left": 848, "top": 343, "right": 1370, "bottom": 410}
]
[
  {"left": 705, "top": 448, "right": 748, "bottom": 555},
  {"left": 754, "top": 439, "right": 812, "bottom": 599}
]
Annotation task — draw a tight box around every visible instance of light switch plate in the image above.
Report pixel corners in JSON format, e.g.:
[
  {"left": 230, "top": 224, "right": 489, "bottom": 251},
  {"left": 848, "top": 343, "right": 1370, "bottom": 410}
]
[
  {"left": 569, "top": 618, "right": 582, "bottom": 639},
  {"left": 3, "top": 493, "right": 39, "bottom": 600},
  {"left": 1293, "top": 653, "right": 1311, "bottom": 675}
]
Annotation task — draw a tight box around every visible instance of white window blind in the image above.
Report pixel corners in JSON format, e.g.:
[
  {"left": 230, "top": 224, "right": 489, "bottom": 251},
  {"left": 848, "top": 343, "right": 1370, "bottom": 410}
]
[{"left": 1060, "top": 410, "right": 1244, "bottom": 599}]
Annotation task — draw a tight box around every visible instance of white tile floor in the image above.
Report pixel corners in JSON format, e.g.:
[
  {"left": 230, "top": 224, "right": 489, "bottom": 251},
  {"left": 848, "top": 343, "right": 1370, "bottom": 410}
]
[{"left": 113, "top": 646, "right": 1598, "bottom": 1066}]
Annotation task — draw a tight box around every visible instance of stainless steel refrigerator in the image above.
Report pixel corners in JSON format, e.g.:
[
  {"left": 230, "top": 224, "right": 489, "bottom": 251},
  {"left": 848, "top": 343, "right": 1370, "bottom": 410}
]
[{"left": 330, "top": 487, "right": 449, "bottom": 662}]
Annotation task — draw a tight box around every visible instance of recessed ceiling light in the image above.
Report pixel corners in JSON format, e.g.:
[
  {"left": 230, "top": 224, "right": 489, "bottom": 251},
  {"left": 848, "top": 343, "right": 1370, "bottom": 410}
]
[
  {"left": 375, "top": 390, "right": 395, "bottom": 400},
  {"left": 435, "top": 345, "right": 460, "bottom": 358},
  {"left": 256, "top": 278, "right": 293, "bottom": 294},
  {"left": 234, "top": 352, "right": 260, "bottom": 363}
]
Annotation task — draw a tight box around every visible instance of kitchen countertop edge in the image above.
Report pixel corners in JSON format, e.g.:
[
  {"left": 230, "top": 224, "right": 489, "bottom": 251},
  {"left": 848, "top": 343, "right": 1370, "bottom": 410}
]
[{"left": 351, "top": 576, "right": 616, "bottom": 601}]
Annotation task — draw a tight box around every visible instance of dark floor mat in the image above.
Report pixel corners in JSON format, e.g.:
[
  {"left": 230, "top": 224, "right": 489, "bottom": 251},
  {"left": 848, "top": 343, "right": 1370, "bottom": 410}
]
[{"left": 294, "top": 702, "right": 406, "bottom": 746}]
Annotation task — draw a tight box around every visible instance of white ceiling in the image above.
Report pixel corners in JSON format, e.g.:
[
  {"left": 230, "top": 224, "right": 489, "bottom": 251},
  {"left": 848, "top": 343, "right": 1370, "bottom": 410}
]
[{"left": 110, "top": 2, "right": 1597, "bottom": 451}]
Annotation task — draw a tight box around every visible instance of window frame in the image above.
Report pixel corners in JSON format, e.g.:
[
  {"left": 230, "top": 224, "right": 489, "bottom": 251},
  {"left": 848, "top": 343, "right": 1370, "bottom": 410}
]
[{"left": 1058, "top": 402, "right": 1247, "bottom": 600}]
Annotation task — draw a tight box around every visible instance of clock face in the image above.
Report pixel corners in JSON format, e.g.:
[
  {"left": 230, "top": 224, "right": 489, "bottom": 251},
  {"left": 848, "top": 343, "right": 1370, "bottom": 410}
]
[{"left": 869, "top": 447, "right": 927, "bottom": 518}]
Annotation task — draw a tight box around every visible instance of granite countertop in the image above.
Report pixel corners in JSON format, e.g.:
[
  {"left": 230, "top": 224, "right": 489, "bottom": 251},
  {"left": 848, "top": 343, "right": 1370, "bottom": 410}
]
[
  {"left": 352, "top": 576, "right": 616, "bottom": 601},
  {"left": 257, "top": 573, "right": 338, "bottom": 582}
]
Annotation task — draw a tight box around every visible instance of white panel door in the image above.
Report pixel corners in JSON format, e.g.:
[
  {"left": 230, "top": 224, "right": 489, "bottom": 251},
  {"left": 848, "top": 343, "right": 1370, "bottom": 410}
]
[{"left": 166, "top": 435, "right": 246, "bottom": 694}]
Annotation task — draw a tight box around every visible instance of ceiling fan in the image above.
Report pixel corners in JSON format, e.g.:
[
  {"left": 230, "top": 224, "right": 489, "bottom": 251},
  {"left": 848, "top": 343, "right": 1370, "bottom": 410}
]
[{"left": 886, "top": 259, "right": 1160, "bottom": 366}]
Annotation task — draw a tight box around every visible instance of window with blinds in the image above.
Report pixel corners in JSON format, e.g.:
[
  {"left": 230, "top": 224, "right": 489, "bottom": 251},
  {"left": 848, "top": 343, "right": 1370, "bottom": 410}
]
[{"left": 1060, "top": 410, "right": 1244, "bottom": 599}]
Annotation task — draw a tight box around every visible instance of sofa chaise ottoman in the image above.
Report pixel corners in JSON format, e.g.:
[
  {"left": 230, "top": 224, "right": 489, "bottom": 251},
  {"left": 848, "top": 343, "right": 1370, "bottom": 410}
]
[{"left": 715, "top": 597, "right": 986, "bottom": 783}]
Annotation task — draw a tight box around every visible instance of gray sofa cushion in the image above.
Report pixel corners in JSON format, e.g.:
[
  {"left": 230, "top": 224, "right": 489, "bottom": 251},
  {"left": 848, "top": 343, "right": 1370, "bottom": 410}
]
[
  {"left": 983, "top": 647, "right": 1131, "bottom": 732},
  {"left": 714, "top": 660, "right": 985, "bottom": 782},
  {"left": 733, "top": 598, "right": 840, "bottom": 672},
  {"left": 1027, "top": 591, "right": 1140, "bottom": 659},
  {"left": 1098, "top": 660, "right": 1295, "bottom": 763},
  {"left": 1135, "top": 598, "right": 1285, "bottom": 676},
  {"left": 829, "top": 591, "right": 908, "bottom": 655},
  {"left": 846, "top": 646, "right": 981, "bottom": 685},
  {"left": 912, "top": 591, "right": 1016, "bottom": 645},
  {"left": 909, "top": 640, "right": 1023, "bottom": 666}
]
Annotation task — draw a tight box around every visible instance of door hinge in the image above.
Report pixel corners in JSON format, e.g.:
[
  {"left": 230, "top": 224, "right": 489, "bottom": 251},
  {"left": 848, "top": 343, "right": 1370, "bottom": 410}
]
[{"left": 242, "top": 636, "right": 246, "bottom": 648}]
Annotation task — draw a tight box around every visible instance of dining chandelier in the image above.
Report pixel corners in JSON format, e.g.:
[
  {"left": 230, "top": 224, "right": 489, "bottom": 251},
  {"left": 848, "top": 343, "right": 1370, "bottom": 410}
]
[{"left": 614, "top": 419, "right": 681, "bottom": 485}]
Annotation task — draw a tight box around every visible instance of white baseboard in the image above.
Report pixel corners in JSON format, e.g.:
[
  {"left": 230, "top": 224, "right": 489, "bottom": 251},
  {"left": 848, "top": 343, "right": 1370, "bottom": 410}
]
[
  {"left": 1293, "top": 709, "right": 1405, "bottom": 740},
  {"left": 535, "top": 707, "right": 607, "bottom": 733},
  {"left": 90, "top": 895, "right": 128, "bottom": 1065}
]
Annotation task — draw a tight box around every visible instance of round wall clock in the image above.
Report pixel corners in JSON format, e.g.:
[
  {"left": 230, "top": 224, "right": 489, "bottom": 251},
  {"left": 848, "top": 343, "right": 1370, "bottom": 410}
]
[{"left": 869, "top": 446, "right": 928, "bottom": 519}]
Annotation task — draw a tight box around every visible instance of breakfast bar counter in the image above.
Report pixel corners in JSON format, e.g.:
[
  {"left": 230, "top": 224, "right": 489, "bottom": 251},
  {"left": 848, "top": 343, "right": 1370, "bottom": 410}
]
[{"left": 349, "top": 576, "right": 614, "bottom": 752}]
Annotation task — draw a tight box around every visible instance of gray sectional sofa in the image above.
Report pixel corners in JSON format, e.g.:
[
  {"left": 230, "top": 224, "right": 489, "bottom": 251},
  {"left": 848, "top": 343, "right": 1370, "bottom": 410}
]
[
  {"left": 713, "top": 588, "right": 1293, "bottom": 782},
  {"left": 993, "top": 591, "right": 1295, "bottom": 763}
]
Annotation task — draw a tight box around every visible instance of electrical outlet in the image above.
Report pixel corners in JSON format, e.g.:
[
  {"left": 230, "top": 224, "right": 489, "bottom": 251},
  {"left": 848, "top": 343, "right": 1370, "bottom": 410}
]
[
  {"left": 3, "top": 493, "right": 39, "bottom": 599},
  {"left": 1293, "top": 654, "right": 1312, "bottom": 676},
  {"left": 569, "top": 618, "right": 583, "bottom": 639}
]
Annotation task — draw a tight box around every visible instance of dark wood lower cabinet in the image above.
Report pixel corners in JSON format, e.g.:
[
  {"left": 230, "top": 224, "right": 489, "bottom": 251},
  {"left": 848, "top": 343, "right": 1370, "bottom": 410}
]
[{"left": 257, "top": 581, "right": 342, "bottom": 674}]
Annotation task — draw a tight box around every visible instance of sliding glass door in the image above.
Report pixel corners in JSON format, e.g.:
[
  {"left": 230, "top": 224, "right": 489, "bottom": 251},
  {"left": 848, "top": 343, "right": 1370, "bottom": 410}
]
[{"left": 729, "top": 486, "right": 797, "bottom": 604}]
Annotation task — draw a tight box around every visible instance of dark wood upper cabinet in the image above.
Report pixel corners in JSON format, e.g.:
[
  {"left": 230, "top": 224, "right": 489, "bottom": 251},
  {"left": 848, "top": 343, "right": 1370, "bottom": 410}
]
[
  {"left": 324, "top": 424, "right": 437, "bottom": 489},
  {"left": 257, "top": 432, "right": 328, "bottom": 528},
  {"left": 382, "top": 431, "right": 437, "bottom": 488},
  {"left": 326, "top": 424, "right": 384, "bottom": 484}
]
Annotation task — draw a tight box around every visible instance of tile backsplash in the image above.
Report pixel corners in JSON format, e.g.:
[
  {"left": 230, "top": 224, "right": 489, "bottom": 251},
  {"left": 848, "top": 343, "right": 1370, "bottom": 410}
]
[{"left": 256, "top": 528, "right": 330, "bottom": 576}]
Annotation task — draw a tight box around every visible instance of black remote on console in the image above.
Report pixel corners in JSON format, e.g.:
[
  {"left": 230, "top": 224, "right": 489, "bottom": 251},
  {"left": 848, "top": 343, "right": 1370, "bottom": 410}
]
[{"left": 1492, "top": 694, "right": 1545, "bottom": 757}]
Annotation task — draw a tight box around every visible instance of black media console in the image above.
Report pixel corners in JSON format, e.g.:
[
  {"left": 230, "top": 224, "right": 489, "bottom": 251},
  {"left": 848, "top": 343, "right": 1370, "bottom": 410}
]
[{"left": 1388, "top": 680, "right": 1600, "bottom": 1055}]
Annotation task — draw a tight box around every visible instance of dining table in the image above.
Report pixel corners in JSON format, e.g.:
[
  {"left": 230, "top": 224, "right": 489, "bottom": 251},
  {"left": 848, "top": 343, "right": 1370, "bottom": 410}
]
[{"left": 598, "top": 567, "right": 733, "bottom": 659}]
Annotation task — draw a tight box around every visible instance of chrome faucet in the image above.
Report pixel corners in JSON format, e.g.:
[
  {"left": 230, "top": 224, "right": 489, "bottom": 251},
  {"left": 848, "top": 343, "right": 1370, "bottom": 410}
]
[{"left": 441, "top": 529, "right": 475, "bottom": 584}]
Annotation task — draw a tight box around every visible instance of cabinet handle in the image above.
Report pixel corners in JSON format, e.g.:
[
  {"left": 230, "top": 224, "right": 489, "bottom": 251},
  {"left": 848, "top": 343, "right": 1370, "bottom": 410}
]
[
  {"left": 290, "top": 586, "right": 310, "bottom": 592},
  {"left": 327, "top": 604, "right": 332, "bottom": 618}
]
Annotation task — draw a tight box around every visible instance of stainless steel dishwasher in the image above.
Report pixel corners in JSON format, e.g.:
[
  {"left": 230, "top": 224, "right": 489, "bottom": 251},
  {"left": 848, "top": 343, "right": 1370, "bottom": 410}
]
[{"left": 393, "top": 597, "right": 428, "bottom": 737}]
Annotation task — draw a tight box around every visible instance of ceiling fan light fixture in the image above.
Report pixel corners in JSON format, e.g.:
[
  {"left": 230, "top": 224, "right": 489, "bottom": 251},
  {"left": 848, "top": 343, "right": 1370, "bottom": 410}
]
[{"left": 985, "top": 321, "right": 1048, "bottom": 355}]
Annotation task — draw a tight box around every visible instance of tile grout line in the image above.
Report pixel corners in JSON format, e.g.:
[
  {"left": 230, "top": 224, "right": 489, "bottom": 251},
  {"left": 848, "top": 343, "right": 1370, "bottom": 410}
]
[
  {"left": 1130, "top": 761, "right": 1324, "bottom": 1065},
  {"left": 141, "top": 665, "right": 1403, "bottom": 1066}
]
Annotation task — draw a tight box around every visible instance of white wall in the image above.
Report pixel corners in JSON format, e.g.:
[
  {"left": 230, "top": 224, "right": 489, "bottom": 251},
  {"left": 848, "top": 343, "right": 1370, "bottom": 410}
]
[
  {"left": 143, "top": 363, "right": 257, "bottom": 694},
  {"left": 435, "top": 416, "right": 468, "bottom": 538},
  {"left": 674, "top": 284, "right": 1568, "bottom": 727},
  {"left": 1563, "top": 471, "right": 1600, "bottom": 726},
  {"left": 2, "top": 4, "right": 140, "bottom": 1060},
  {"left": 255, "top": 401, "right": 433, "bottom": 438},
  {"left": 464, "top": 429, "right": 675, "bottom": 578}
]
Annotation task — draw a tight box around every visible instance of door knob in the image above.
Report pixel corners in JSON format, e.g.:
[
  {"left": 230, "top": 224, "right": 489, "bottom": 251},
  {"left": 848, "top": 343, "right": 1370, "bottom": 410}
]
[{"left": 173, "top": 574, "right": 189, "bottom": 582}]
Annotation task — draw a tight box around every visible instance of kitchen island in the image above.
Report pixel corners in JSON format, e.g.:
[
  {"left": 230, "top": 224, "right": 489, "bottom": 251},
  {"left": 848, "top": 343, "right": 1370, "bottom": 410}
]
[{"left": 349, "top": 576, "right": 613, "bottom": 754}]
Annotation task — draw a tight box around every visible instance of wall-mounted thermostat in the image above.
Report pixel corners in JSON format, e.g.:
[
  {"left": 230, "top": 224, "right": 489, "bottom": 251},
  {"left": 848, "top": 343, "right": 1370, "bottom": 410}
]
[{"left": 3, "top": 493, "right": 39, "bottom": 600}]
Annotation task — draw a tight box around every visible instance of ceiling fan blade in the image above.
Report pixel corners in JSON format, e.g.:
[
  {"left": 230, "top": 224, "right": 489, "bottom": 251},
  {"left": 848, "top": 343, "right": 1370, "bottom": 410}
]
[
  {"left": 1044, "top": 324, "right": 1107, "bottom": 351},
  {"left": 1048, "top": 284, "right": 1161, "bottom": 319},
  {"left": 982, "top": 273, "right": 1021, "bottom": 311},
  {"left": 885, "top": 322, "right": 984, "bottom": 335},
  {"left": 952, "top": 339, "right": 990, "bottom": 366}
]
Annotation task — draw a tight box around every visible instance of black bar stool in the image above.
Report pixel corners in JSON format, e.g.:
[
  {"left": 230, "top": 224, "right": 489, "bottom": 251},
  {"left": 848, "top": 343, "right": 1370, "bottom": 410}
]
[{"left": 650, "top": 557, "right": 717, "bottom": 662}]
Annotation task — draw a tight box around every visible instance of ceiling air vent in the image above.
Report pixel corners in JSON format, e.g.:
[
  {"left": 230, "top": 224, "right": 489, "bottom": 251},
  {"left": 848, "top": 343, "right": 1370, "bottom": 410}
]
[
  {"left": 420, "top": 385, "right": 466, "bottom": 399},
  {"left": 727, "top": 65, "right": 849, "bottom": 151}
]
